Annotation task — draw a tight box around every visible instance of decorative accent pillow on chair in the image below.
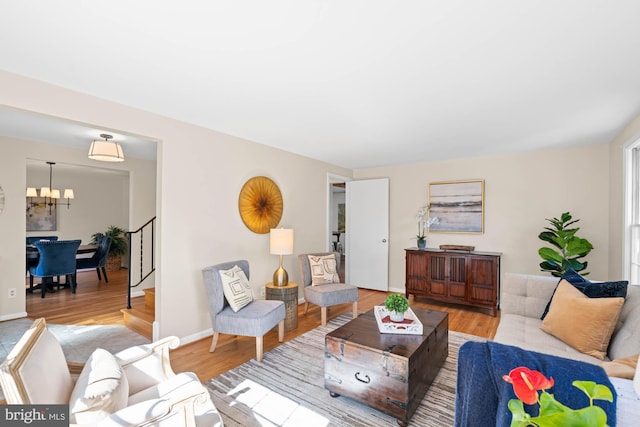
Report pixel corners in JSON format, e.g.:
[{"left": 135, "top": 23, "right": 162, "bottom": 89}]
[
  {"left": 219, "top": 265, "right": 253, "bottom": 311},
  {"left": 69, "top": 348, "right": 129, "bottom": 425},
  {"left": 308, "top": 254, "right": 339, "bottom": 285}
]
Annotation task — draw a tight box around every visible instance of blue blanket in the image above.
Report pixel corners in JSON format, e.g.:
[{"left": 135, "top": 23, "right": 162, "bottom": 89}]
[{"left": 454, "top": 341, "right": 617, "bottom": 426}]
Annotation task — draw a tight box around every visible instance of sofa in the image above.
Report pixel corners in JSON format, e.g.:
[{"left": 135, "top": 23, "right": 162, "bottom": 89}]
[{"left": 493, "top": 272, "right": 640, "bottom": 424}]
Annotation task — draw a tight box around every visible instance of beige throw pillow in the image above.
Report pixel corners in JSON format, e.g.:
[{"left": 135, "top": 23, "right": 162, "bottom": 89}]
[
  {"left": 69, "top": 348, "right": 129, "bottom": 424},
  {"left": 541, "top": 279, "right": 624, "bottom": 360},
  {"left": 219, "top": 265, "right": 253, "bottom": 312},
  {"left": 602, "top": 354, "right": 638, "bottom": 379},
  {"left": 635, "top": 355, "right": 640, "bottom": 398},
  {"left": 308, "top": 254, "right": 339, "bottom": 285}
]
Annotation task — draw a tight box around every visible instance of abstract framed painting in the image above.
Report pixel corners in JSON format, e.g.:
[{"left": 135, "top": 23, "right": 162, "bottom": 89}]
[
  {"left": 26, "top": 198, "right": 57, "bottom": 231},
  {"left": 428, "top": 179, "right": 484, "bottom": 233}
]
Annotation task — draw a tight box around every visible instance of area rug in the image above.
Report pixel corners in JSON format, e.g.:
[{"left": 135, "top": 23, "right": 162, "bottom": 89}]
[
  {"left": 0, "top": 318, "right": 150, "bottom": 401},
  {"left": 206, "top": 314, "right": 486, "bottom": 426}
]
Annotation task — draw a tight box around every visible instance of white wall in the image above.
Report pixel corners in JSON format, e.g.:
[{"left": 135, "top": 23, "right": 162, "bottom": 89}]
[
  {"left": 354, "top": 144, "right": 612, "bottom": 292},
  {"left": 0, "top": 70, "right": 352, "bottom": 340}
]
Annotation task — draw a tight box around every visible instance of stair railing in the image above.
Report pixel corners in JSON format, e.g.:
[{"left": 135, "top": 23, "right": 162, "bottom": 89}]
[{"left": 126, "top": 217, "right": 156, "bottom": 309}]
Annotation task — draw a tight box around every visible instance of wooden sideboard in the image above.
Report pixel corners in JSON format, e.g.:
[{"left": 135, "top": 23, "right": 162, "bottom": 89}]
[{"left": 405, "top": 248, "right": 501, "bottom": 316}]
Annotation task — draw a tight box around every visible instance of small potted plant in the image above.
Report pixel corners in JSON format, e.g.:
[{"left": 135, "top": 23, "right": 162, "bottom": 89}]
[
  {"left": 91, "top": 225, "right": 128, "bottom": 272},
  {"left": 384, "top": 293, "right": 410, "bottom": 322}
]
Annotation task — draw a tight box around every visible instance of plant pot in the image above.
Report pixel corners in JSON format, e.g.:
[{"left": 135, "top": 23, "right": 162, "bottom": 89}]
[
  {"left": 105, "top": 255, "right": 122, "bottom": 272},
  {"left": 389, "top": 310, "right": 405, "bottom": 322},
  {"left": 417, "top": 237, "right": 426, "bottom": 250}
]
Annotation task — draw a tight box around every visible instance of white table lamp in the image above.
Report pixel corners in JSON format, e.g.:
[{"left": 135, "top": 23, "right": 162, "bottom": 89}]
[{"left": 270, "top": 228, "right": 294, "bottom": 287}]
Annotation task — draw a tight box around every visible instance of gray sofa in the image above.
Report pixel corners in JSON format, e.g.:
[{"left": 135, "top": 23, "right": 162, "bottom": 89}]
[
  {"left": 494, "top": 272, "right": 640, "bottom": 424},
  {"left": 494, "top": 272, "right": 640, "bottom": 364}
]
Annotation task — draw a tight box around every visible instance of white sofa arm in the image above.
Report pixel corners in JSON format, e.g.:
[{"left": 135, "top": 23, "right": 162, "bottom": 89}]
[
  {"left": 115, "top": 336, "right": 180, "bottom": 395},
  {"left": 98, "top": 373, "right": 215, "bottom": 427},
  {"left": 501, "top": 273, "right": 558, "bottom": 318},
  {"left": 97, "top": 395, "right": 208, "bottom": 427}
]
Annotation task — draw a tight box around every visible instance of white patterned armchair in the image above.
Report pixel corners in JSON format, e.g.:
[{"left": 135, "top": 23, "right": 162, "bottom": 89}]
[{"left": 0, "top": 318, "right": 221, "bottom": 426}]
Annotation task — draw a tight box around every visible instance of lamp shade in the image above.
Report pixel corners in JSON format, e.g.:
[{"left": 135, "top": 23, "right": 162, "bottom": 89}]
[
  {"left": 26, "top": 187, "right": 37, "bottom": 197},
  {"left": 270, "top": 228, "right": 294, "bottom": 255},
  {"left": 88, "top": 140, "right": 125, "bottom": 162},
  {"left": 63, "top": 189, "right": 74, "bottom": 199}
]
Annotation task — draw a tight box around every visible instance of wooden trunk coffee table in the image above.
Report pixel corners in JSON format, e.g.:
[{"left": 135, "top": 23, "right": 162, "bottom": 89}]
[{"left": 324, "top": 307, "right": 448, "bottom": 426}]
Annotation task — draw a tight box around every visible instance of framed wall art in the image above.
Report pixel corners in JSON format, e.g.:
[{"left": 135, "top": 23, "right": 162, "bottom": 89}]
[
  {"left": 26, "top": 198, "right": 57, "bottom": 231},
  {"left": 428, "top": 179, "right": 484, "bottom": 233}
]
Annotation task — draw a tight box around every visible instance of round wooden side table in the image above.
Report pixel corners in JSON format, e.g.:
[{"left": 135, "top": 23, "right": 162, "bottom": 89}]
[{"left": 265, "top": 281, "right": 299, "bottom": 331}]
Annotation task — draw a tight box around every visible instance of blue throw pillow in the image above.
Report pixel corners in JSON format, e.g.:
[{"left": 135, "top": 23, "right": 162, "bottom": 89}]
[{"left": 540, "top": 269, "right": 628, "bottom": 320}]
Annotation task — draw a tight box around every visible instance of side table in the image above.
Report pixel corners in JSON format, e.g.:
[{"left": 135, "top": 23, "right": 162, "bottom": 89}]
[{"left": 265, "top": 281, "right": 299, "bottom": 331}]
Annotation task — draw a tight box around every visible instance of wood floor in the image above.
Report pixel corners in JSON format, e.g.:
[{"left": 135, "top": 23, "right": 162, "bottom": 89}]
[{"left": 19, "top": 268, "right": 500, "bottom": 383}]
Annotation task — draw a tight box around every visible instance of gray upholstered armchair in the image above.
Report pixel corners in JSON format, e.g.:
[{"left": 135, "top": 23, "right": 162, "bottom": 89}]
[
  {"left": 202, "top": 260, "right": 285, "bottom": 362},
  {"left": 298, "top": 252, "right": 359, "bottom": 326}
]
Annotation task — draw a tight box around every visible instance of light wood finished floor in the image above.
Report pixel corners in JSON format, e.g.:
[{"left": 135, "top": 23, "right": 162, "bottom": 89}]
[{"left": 20, "top": 268, "right": 500, "bottom": 382}]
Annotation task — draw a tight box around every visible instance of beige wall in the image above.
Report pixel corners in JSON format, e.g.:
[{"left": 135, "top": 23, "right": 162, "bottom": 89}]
[
  {"left": 0, "top": 70, "right": 352, "bottom": 339},
  {"left": 608, "top": 114, "right": 640, "bottom": 278},
  {"left": 27, "top": 158, "right": 129, "bottom": 243},
  {"left": 355, "top": 144, "right": 612, "bottom": 292}
]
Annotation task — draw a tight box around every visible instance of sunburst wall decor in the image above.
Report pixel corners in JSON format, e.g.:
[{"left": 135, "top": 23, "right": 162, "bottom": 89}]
[{"left": 238, "top": 176, "right": 283, "bottom": 234}]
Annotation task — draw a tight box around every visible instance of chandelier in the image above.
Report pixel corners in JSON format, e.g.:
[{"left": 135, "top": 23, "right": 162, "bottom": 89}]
[{"left": 26, "top": 162, "right": 74, "bottom": 214}]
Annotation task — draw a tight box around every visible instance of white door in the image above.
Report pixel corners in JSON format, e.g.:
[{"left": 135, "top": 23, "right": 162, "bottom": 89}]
[{"left": 346, "top": 178, "right": 389, "bottom": 291}]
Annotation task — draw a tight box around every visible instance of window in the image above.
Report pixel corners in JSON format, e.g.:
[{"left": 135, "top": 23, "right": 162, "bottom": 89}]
[{"left": 626, "top": 142, "right": 640, "bottom": 282}]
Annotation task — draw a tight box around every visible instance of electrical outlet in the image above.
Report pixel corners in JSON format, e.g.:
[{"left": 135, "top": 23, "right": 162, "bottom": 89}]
[
  {"left": 260, "top": 288, "right": 265, "bottom": 297},
  {"left": 8, "top": 288, "right": 16, "bottom": 298}
]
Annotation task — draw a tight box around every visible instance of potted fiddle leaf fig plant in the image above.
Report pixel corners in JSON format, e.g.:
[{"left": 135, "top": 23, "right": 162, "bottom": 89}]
[
  {"left": 91, "top": 225, "right": 128, "bottom": 272},
  {"left": 384, "top": 293, "right": 410, "bottom": 322},
  {"left": 538, "top": 212, "right": 593, "bottom": 277}
]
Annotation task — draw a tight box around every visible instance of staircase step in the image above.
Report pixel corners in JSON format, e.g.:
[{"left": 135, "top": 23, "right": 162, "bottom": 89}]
[
  {"left": 144, "top": 288, "right": 155, "bottom": 312},
  {"left": 121, "top": 308, "right": 154, "bottom": 340}
]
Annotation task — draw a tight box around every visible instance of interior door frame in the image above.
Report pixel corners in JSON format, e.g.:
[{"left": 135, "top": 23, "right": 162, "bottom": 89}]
[{"left": 326, "top": 173, "right": 352, "bottom": 253}]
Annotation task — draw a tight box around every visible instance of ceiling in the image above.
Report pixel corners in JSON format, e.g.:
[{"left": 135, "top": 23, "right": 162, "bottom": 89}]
[{"left": 1, "top": 1, "right": 640, "bottom": 169}]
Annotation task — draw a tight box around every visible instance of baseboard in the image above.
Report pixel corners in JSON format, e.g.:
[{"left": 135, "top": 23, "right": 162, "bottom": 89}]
[
  {"left": 131, "top": 290, "right": 145, "bottom": 298},
  {"left": 388, "top": 286, "right": 405, "bottom": 294},
  {"left": 0, "top": 312, "right": 28, "bottom": 322},
  {"left": 180, "top": 327, "right": 214, "bottom": 346}
]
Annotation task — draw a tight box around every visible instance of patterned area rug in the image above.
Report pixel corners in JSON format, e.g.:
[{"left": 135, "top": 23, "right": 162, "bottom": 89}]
[
  {"left": 206, "top": 314, "right": 485, "bottom": 426},
  {"left": 0, "top": 318, "right": 150, "bottom": 401}
]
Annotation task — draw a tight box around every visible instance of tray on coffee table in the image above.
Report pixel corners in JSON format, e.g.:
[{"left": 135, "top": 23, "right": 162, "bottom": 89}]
[{"left": 374, "top": 306, "right": 424, "bottom": 335}]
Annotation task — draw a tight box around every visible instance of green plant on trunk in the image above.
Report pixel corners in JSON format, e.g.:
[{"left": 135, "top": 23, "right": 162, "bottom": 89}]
[
  {"left": 384, "top": 293, "right": 409, "bottom": 313},
  {"left": 91, "top": 225, "right": 128, "bottom": 258},
  {"left": 538, "top": 212, "right": 593, "bottom": 277}
]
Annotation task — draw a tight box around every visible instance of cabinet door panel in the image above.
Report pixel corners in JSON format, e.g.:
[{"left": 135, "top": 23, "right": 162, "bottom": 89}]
[
  {"left": 406, "top": 252, "right": 428, "bottom": 294},
  {"left": 468, "top": 257, "right": 497, "bottom": 305},
  {"left": 447, "top": 256, "right": 467, "bottom": 300}
]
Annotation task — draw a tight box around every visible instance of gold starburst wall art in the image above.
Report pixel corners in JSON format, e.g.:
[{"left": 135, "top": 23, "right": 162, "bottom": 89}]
[{"left": 238, "top": 176, "right": 283, "bottom": 234}]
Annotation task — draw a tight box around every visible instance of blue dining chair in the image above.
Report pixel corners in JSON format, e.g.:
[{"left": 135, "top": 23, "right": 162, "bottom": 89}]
[
  {"left": 76, "top": 236, "right": 112, "bottom": 283},
  {"left": 29, "top": 240, "right": 81, "bottom": 298},
  {"left": 26, "top": 236, "right": 59, "bottom": 245}
]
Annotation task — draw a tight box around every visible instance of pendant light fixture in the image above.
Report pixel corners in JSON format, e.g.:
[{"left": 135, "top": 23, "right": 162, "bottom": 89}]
[
  {"left": 88, "top": 133, "right": 125, "bottom": 162},
  {"left": 26, "top": 161, "right": 74, "bottom": 214}
]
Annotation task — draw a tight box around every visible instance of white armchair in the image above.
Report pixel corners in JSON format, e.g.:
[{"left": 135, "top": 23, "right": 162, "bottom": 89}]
[{"left": 0, "top": 318, "right": 222, "bottom": 426}]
